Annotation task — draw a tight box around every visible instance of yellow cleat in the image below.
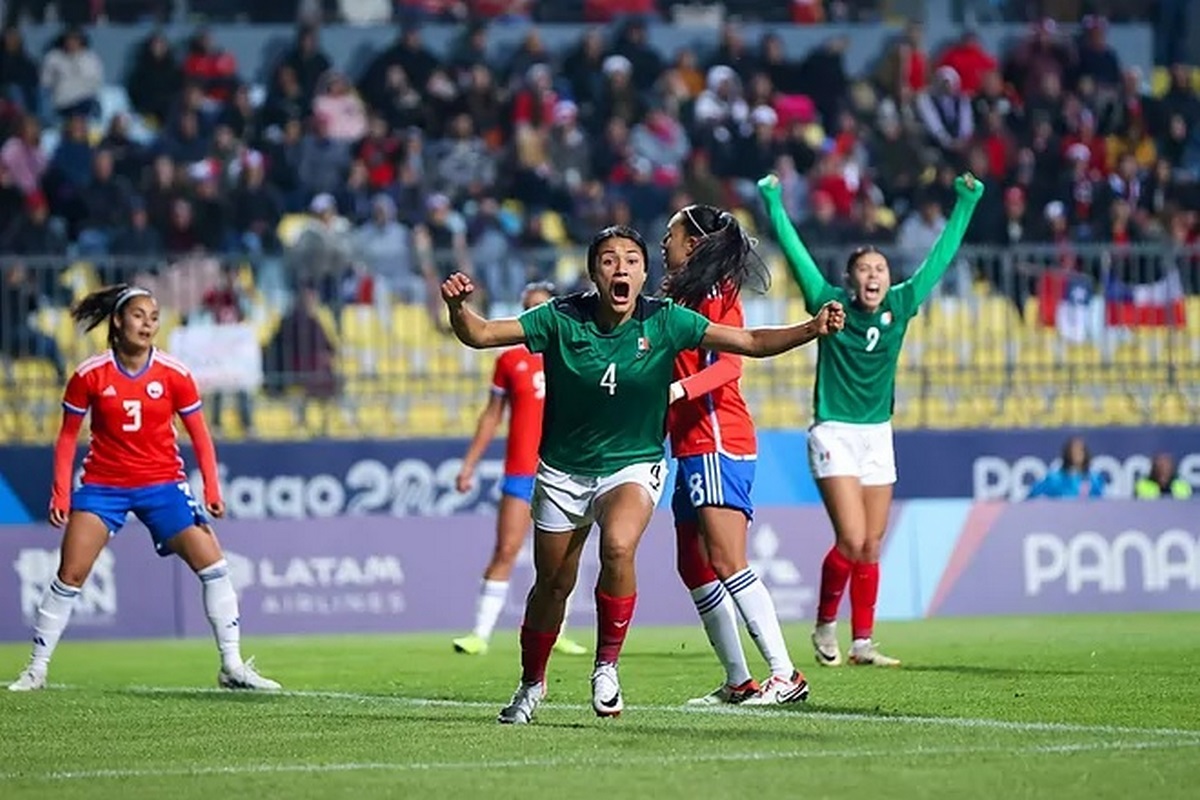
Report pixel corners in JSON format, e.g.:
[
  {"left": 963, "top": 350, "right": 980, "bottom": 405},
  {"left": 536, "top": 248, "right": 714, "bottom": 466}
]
[
  {"left": 553, "top": 636, "right": 588, "bottom": 656},
  {"left": 452, "top": 634, "right": 489, "bottom": 655}
]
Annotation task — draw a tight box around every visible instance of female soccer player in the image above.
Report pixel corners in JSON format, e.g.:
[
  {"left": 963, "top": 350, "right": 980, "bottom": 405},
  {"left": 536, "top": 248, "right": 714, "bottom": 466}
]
[
  {"left": 758, "top": 171, "right": 984, "bottom": 668},
  {"left": 661, "top": 205, "right": 808, "bottom": 706},
  {"left": 441, "top": 224, "right": 844, "bottom": 724},
  {"left": 452, "top": 281, "right": 587, "bottom": 657},
  {"left": 7, "top": 285, "right": 280, "bottom": 692}
]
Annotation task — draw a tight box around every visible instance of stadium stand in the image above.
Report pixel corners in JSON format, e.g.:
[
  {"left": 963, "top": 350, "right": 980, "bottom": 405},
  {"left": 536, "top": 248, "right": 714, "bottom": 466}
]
[{"left": 0, "top": 3, "right": 1196, "bottom": 442}]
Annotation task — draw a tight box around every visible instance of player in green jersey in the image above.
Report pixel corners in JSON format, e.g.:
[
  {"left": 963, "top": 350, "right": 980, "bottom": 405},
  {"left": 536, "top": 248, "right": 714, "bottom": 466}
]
[
  {"left": 441, "top": 224, "right": 845, "bottom": 724},
  {"left": 758, "top": 171, "right": 984, "bottom": 668}
]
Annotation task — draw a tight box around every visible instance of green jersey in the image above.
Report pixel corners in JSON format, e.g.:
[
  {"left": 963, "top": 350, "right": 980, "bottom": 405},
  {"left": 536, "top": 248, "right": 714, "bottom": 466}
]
[
  {"left": 519, "top": 293, "right": 711, "bottom": 475},
  {"left": 759, "top": 175, "right": 984, "bottom": 424}
]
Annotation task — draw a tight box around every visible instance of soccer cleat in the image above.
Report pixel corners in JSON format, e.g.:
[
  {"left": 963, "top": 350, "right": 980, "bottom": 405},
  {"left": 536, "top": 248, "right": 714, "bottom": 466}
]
[
  {"left": 452, "top": 634, "right": 489, "bottom": 655},
  {"left": 7, "top": 666, "right": 46, "bottom": 692},
  {"left": 741, "top": 671, "right": 810, "bottom": 706},
  {"left": 686, "top": 678, "right": 760, "bottom": 706},
  {"left": 591, "top": 662, "right": 623, "bottom": 717},
  {"left": 497, "top": 680, "right": 544, "bottom": 724},
  {"left": 848, "top": 640, "right": 901, "bottom": 667},
  {"left": 552, "top": 636, "right": 588, "bottom": 656},
  {"left": 217, "top": 657, "right": 282, "bottom": 691},
  {"left": 812, "top": 622, "right": 843, "bottom": 667}
]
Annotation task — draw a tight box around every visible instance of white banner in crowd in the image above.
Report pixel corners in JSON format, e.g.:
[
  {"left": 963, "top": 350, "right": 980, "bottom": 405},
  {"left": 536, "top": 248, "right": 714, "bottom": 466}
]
[{"left": 168, "top": 323, "right": 264, "bottom": 392}]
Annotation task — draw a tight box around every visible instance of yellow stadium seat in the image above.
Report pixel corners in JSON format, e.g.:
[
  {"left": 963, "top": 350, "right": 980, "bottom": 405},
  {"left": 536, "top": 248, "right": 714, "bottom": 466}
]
[
  {"left": 1155, "top": 393, "right": 1193, "bottom": 426},
  {"left": 392, "top": 304, "right": 436, "bottom": 346},
  {"left": 1099, "top": 393, "right": 1141, "bottom": 426},
  {"left": 339, "top": 305, "right": 385, "bottom": 349},
  {"left": 1186, "top": 297, "right": 1200, "bottom": 332},
  {"left": 404, "top": 402, "right": 452, "bottom": 435},
  {"left": 252, "top": 401, "right": 299, "bottom": 440}
]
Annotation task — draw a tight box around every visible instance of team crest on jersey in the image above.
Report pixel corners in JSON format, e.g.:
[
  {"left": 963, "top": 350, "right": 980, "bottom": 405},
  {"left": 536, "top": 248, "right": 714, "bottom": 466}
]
[
  {"left": 146, "top": 380, "right": 164, "bottom": 399},
  {"left": 880, "top": 311, "right": 893, "bottom": 327},
  {"left": 636, "top": 337, "right": 651, "bottom": 357}
]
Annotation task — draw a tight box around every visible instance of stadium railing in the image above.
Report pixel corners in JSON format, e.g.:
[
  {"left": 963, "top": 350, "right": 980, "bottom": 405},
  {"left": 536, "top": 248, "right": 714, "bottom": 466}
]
[{"left": 1, "top": 241, "right": 1197, "bottom": 443}]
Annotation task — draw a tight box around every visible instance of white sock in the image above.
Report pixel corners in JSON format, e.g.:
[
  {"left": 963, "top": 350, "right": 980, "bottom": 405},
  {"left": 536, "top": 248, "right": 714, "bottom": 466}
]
[
  {"left": 724, "top": 568, "right": 795, "bottom": 679},
  {"left": 851, "top": 637, "right": 872, "bottom": 650},
  {"left": 29, "top": 578, "right": 81, "bottom": 675},
  {"left": 690, "top": 580, "right": 752, "bottom": 686},
  {"left": 198, "top": 560, "right": 243, "bottom": 672},
  {"left": 472, "top": 579, "right": 509, "bottom": 641}
]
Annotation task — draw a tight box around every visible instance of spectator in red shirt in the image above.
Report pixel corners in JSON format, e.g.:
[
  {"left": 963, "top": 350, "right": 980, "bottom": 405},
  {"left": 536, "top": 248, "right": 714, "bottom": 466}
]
[
  {"left": 584, "top": 0, "right": 657, "bottom": 24},
  {"left": 183, "top": 28, "right": 238, "bottom": 104},
  {"left": 936, "top": 31, "right": 997, "bottom": 97},
  {"left": 1061, "top": 109, "right": 1108, "bottom": 177}
]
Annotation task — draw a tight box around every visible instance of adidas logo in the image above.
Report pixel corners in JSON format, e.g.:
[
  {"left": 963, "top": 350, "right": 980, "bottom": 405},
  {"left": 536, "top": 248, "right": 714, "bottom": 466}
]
[{"left": 102, "top": 386, "right": 117, "bottom": 397}]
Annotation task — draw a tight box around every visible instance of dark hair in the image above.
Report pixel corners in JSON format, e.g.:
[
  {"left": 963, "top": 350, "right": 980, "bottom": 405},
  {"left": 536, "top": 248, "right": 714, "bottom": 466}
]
[
  {"left": 844, "top": 245, "right": 886, "bottom": 276},
  {"left": 586, "top": 225, "right": 649, "bottom": 278},
  {"left": 521, "top": 280, "right": 556, "bottom": 307},
  {"left": 664, "top": 205, "right": 769, "bottom": 309},
  {"left": 1061, "top": 436, "right": 1091, "bottom": 472},
  {"left": 71, "top": 284, "right": 153, "bottom": 347}
]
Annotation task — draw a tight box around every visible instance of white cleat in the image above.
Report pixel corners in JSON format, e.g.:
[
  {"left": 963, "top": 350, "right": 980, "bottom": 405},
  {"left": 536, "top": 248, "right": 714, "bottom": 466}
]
[
  {"left": 7, "top": 666, "right": 46, "bottom": 692},
  {"left": 497, "top": 681, "right": 544, "bottom": 724},
  {"left": 812, "top": 622, "right": 843, "bottom": 667},
  {"left": 686, "top": 678, "right": 760, "bottom": 706},
  {"left": 741, "top": 671, "right": 810, "bottom": 706},
  {"left": 848, "top": 640, "right": 901, "bottom": 667},
  {"left": 591, "top": 662, "right": 623, "bottom": 717},
  {"left": 217, "top": 657, "right": 282, "bottom": 691}
]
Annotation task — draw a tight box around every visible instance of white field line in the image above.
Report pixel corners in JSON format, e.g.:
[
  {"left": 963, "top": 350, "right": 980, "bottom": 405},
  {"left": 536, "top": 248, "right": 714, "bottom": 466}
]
[
  {"left": 116, "top": 685, "right": 1200, "bottom": 740},
  {"left": 3, "top": 739, "right": 1200, "bottom": 782}
]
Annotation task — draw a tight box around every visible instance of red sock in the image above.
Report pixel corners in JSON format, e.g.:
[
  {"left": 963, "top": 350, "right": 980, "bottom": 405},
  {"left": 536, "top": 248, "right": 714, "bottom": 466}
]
[
  {"left": 675, "top": 521, "right": 719, "bottom": 590},
  {"left": 817, "top": 546, "right": 853, "bottom": 624},
  {"left": 594, "top": 589, "right": 637, "bottom": 666},
  {"left": 520, "top": 624, "right": 558, "bottom": 684},
  {"left": 850, "top": 561, "right": 880, "bottom": 641}
]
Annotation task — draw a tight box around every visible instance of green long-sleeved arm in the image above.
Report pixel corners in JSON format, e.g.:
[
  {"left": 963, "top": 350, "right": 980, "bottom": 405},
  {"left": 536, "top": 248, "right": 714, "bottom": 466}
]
[
  {"left": 897, "top": 176, "right": 985, "bottom": 306},
  {"left": 757, "top": 176, "right": 832, "bottom": 312}
]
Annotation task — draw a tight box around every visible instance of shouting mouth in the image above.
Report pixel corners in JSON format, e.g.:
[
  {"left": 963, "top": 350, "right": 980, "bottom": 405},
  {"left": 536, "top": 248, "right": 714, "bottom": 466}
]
[
  {"left": 863, "top": 281, "right": 882, "bottom": 302},
  {"left": 612, "top": 280, "right": 632, "bottom": 304}
]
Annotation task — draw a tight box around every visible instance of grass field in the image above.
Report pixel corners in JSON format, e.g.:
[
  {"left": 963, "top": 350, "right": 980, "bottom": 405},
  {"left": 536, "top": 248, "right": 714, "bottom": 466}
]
[{"left": 1, "top": 614, "right": 1198, "bottom": 799}]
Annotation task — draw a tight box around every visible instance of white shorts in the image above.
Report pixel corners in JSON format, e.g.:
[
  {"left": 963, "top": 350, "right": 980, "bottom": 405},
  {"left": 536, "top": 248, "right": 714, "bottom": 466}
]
[
  {"left": 807, "top": 421, "right": 897, "bottom": 486},
  {"left": 532, "top": 459, "right": 668, "bottom": 533}
]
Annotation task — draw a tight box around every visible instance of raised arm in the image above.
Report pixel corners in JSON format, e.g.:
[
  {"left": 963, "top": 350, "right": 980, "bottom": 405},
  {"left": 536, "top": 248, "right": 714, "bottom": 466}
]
[
  {"left": 700, "top": 300, "right": 845, "bottom": 358},
  {"left": 757, "top": 174, "right": 834, "bottom": 310},
  {"left": 441, "top": 273, "right": 526, "bottom": 349},
  {"left": 896, "top": 173, "right": 985, "bottom": 306}
]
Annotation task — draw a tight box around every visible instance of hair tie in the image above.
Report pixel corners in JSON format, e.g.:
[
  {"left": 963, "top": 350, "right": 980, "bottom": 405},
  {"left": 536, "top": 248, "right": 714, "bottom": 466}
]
[{"left": 114, "top": 287, "right": 152, "bottom": 312}]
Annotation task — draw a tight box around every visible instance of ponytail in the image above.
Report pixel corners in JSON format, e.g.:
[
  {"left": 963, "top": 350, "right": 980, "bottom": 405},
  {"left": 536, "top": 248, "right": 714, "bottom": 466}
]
[
  {"left": 71, "top": 284, "right": 152, "bottom": 346},
  {"left": 664, "top": 205, "right": 769, "bottom": 309}
]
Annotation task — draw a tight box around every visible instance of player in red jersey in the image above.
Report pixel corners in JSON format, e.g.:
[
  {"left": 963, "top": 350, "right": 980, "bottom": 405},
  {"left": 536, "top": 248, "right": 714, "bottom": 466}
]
[
  {"left": 452, "top": 283, "right": 587, "bottom": 657},
  {"left": 7, "top": 285, "right": 280, "bottom": 692},
  {"left": 662, "top": 206, "right": 809, "bottom": 706}
]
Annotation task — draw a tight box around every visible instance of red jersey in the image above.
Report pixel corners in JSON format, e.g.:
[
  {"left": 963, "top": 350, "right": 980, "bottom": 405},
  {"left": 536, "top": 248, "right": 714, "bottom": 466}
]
[
  {"left": 491, "top": 346, "right": 545, "bottom": 476},
  {"left": 668, "top": 286, "right": 757, "bottom": 459},
  {"left": 63, "top": 349, "right": 204, "bottom": 488}
]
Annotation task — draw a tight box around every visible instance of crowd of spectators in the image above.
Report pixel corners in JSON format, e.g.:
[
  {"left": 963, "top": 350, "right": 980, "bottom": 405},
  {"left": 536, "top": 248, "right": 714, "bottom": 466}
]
[{"left": 0, "top": 11, "right": 1195, "bottom": 321}]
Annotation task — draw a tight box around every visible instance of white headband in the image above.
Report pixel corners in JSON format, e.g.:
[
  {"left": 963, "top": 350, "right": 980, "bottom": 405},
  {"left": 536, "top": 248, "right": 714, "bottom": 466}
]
[{"left": 114, "top": 287, "right": 152, "bottom": 311}]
